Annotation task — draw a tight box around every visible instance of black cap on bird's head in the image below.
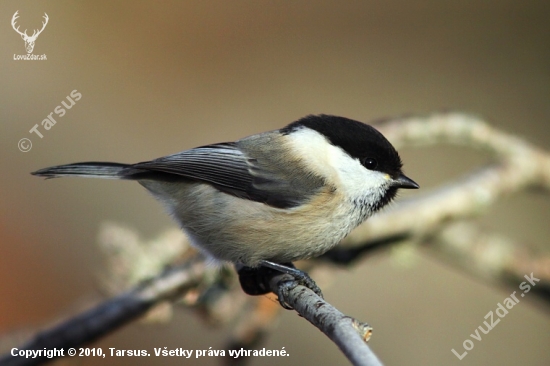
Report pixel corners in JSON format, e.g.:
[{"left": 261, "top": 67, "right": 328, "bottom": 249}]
[{"left": 282, "top": 114, "right": 419, "bottom": 191}]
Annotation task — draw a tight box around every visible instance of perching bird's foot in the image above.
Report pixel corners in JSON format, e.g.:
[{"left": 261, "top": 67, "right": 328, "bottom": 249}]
[
  {"left": 259, "top": 260, "right": 324, "bottom": 309},
  {"left": 259, "top": 260, "right": 323, "bottom": 297},
  {"left": 273, "top": 279, "right": 299, "bottom": 310},
  {"left": 236, "top": 260, "right": 323, "bottom": 310}
]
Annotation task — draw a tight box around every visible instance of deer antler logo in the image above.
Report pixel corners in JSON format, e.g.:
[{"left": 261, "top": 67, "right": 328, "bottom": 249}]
[{"left": 11, "top": 11, "right": 49, "bottom": 54}]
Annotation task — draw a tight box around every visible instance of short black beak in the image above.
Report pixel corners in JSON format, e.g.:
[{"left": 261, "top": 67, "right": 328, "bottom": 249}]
[{"left": 393, "top": 174, "right": 419, "bottom": 189}]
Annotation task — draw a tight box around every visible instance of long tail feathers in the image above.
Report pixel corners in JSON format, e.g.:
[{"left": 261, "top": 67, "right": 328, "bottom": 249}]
[{"left": 31, "top": 162, "right": 132, "bottom": 179}]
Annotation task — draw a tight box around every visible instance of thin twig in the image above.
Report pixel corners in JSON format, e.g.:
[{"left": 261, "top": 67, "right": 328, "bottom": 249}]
[{"left": 268, "top": 273, "right": 381, "bottom": 366}]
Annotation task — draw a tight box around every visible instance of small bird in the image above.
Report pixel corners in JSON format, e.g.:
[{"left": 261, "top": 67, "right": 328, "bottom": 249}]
[{"left": 32, "top": 114, "right": 418, "bottom": 305}]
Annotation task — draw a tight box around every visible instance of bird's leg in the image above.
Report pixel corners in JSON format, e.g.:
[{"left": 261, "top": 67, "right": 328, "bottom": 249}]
[{"left": 235, "top": 264, "right": 273, "bottom": 296}]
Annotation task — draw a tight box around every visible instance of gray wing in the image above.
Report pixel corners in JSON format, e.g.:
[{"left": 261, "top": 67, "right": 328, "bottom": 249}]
[
  {"left": 132, "top": 143, "right": 250, "bottom": 190},
  {"left": 129, "top": 141, "right": 324, "bottom": 208}
]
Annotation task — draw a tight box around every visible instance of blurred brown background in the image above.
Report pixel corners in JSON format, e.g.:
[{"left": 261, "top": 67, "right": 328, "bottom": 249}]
[{"left": 1, "top": 1, "right": 549, "bottom": 365}]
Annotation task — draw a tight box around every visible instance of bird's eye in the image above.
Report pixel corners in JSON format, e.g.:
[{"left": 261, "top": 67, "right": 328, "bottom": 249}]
[{"left": 362, "top": 157, "right": 378, "bottom": 170}]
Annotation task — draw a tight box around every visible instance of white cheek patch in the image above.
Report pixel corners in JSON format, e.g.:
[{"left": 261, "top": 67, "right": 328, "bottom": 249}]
[
  {"left": 286, "top": 128, "right": 389, "bottom": 201},
  {"left": 285, "top": 128, "right": 337, "bottom": 179},
  {"left": 330, "top": 150, "right": 388, "bottom": 201}
]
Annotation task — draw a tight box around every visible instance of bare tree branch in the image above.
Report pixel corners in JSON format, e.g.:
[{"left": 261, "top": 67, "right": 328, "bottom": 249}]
[
  {"left": 0, "top": 258, "right": 207, "bottom": 366},
  {"left": 428, "top": 221, "right": 550, "bottom": 305},
  {"left": 0, "top": 259, "right": 382, "bottom": 366},
  {"left": 267, "top": 273, "right": 380, "bottom": 366}
]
